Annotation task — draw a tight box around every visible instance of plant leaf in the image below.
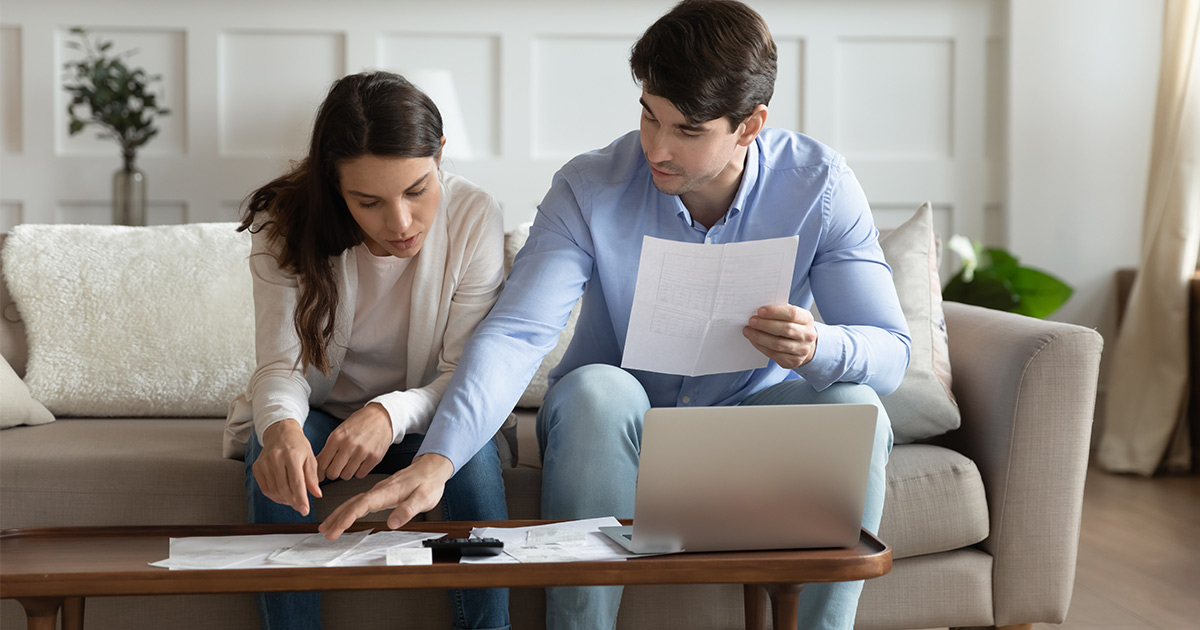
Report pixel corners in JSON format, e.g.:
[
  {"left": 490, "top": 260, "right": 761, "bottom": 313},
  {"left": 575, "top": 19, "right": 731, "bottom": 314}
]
[
  {"left": 1009, "top": 267, "right": 1074, "bottom": 318},
  {"left": 943, "top": 270, "right": 1021, "bottom": 312}
]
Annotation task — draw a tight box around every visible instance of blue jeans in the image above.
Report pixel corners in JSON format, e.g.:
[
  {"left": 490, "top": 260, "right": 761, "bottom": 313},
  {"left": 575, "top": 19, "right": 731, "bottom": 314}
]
[
  {"left": 536, "top": 364, "right": 893, "bottom": 630},
  {"left": 245, "top": 409, "right": 511, "bottom": 630}
]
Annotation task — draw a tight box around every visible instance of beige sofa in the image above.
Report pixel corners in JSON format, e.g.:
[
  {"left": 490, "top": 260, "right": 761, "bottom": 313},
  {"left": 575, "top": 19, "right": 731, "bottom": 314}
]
[{"left": 0, "top": 223, "right": 1103, "bottom": 630}]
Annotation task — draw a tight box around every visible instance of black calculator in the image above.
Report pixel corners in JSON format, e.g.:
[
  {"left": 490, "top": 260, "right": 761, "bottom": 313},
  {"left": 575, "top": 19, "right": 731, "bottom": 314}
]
[{"left": 422, "top": 537, "right": 505, "bottom": 560}]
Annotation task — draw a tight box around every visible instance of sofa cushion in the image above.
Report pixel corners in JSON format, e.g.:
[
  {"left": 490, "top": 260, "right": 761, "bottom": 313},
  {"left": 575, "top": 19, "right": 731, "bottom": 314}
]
[
  {"left": 877, "top": 443, "right": 989, "bottom": 559},
  {"left": 0, "top": 418, "right": 543, "bottom": 530},
  {"left": 1, "top": 224, "right": 255, "bottom": 418}
]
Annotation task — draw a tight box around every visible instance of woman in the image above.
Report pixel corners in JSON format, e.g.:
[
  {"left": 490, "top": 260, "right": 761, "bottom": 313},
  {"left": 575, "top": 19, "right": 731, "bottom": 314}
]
[{"left": 223, "top": 71, "right": 510, "bottom": 630}]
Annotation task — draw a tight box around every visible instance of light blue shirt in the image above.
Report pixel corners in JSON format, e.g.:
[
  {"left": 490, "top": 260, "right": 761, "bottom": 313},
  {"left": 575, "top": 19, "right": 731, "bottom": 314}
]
[{"left": 420, "top": 128, "right": 911, "bottom": 472}]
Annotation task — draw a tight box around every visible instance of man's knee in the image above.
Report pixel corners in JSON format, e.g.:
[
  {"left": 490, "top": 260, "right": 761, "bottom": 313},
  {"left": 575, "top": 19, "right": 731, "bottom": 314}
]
[{"left": 539, "top": 364, "right": 649, "bottom": 451}]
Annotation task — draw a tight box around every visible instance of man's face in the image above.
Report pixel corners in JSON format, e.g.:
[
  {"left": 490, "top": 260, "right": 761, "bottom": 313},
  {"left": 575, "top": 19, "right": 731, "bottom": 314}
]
[{"left": 638, "top": 90, "right": 746, "bottom": 198}]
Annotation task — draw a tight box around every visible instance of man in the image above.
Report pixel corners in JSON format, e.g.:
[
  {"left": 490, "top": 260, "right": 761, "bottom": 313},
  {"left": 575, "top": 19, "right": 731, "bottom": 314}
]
[{"left": 321, "top": 1, "right": 909, "bottom": 628}]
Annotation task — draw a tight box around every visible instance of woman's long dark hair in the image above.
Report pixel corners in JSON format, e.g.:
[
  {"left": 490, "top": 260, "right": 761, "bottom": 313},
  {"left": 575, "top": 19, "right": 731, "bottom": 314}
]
[{"left": 238, "top": 71, "right": 444, "bottom": 374}]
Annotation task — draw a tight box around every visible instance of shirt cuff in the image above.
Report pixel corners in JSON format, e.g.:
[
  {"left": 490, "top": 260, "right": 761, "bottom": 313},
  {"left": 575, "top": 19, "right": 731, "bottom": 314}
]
[
  {"left": 251, "top": 388, "right": 310, "bottom": 444},
  {"left": 792, "top": 320, "right": 846, "bottom": 391},
  {"left": 369, "top": 389, "right": 438, "bottom": 443}
]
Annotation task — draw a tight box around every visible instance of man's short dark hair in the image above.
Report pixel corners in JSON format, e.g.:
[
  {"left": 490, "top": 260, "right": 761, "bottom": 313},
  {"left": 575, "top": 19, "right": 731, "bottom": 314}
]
[{"left": 630, "top": 0, "right": 777, "bottom": 130}]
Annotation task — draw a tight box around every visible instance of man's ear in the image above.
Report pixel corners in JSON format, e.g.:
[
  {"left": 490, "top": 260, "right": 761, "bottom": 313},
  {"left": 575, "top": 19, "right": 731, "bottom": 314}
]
[{"left": 738, "top": 104, "right": 768, "bottom": 146}]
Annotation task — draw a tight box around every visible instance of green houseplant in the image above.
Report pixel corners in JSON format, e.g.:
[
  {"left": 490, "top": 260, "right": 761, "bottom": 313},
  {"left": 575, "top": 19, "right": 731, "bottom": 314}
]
[
  {"left": 943, "top": 235, "right": 1074, "bottom": 319},
  {"left": 62, "top": 27, "right": 170, "bottom": 225}
]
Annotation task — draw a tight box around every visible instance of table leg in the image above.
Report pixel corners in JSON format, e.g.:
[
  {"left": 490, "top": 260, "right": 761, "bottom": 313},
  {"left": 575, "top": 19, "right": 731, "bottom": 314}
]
[
  {"left": 63, "top": 596, "right": 86, "bottom": 630},
  {"left": 743, "top": 584, "right": 770, "bottom": 630},
  {"left": 15, "top": 597, "right": 63, "bottom": 630},
  {"left": 766, "top": 584, "right": 806, "bottom": 630}
]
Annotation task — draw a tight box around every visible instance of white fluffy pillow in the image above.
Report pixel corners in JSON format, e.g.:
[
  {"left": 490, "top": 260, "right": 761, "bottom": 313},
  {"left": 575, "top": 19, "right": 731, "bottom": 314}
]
[
  {"left": 2, "top": 224, "right": 254, "bottom": 417},
  {"left": 878, "top": 203, "right": 960, "bottom": 443}
]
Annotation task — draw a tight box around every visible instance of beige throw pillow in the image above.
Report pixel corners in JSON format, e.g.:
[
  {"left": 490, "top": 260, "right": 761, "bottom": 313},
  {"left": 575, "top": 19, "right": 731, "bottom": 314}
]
[
  {"left": 878, "top": 203, "right": 960, "bottom": 443},
  {"left": 0, "top": 354, "right": 55, "bottom": 429}
]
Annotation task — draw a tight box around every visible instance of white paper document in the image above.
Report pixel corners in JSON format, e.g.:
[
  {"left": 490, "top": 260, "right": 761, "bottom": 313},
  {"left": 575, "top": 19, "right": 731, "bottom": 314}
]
[
  {"left": 150, "top": 533, "right": 313, "bottom": 570},
  {"left": 621, "top": 235, "right": 799, "bottom": 376},
  {"left": 467, "top": 517, "right": 647, "bottom": 564},
  {"left": 151, "top": 530, "right": 446, "bottom": 570}
]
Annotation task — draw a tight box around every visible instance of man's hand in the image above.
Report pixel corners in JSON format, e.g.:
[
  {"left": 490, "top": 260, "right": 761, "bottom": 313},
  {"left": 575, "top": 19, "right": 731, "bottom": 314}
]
[
  {"left": 316, "top": 402, "right": 393, "bottom": 481},
  {"left": 318, "top": 453, "right": 454, "bottom": 540},
  {"left": 253, "top": 419, "right": 322, "bottom": 516},
  {"left": 743, "top": 304, "right": 818, "bottom": 369}
]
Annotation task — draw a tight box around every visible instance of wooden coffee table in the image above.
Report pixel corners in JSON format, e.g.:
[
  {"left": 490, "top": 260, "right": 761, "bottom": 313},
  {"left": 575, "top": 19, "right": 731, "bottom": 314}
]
[{"left": 1, "top": 521, "right": 890, "bottom": 630}]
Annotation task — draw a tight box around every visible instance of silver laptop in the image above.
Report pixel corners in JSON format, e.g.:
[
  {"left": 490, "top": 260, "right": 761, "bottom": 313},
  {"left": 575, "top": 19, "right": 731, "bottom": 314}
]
[{"left": 599, "top": 403, "right": 878, "bottom": 554}]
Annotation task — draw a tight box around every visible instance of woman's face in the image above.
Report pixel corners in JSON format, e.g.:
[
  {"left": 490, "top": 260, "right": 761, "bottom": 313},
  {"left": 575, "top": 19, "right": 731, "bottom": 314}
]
[{"left": 338, "top": 153, "right": 442, "bottom": 258}]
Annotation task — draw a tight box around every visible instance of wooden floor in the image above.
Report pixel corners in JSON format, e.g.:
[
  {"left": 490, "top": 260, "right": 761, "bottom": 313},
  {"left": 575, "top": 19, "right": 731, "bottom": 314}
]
[{"left": 929, "top": 465, "right": 1200, "bottom": 630}]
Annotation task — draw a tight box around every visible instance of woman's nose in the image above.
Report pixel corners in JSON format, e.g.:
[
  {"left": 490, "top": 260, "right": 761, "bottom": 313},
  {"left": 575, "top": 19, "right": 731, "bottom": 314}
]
[{"left": 387, "top": 203, "right": 413, "bottom": 232}]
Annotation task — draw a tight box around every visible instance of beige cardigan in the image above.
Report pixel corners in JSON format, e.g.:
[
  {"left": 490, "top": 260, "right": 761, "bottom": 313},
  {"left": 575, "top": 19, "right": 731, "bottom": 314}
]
[{"left": 222, "top": 172, "right": 505, "bottom": 459}]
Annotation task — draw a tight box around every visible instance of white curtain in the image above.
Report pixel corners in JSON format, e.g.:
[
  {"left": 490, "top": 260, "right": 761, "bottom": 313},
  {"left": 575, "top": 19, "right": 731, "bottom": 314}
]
[{"left": 1099, "top": 0, "right": 1200, "bottom": 476}]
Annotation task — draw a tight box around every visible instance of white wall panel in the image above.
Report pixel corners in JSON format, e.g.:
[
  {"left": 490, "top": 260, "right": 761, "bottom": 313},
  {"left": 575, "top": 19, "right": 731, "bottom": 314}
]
[
  {"left": 836, "top": 38, "right": 954, "bottom": 159},
  {"left": 379, "top": 33, "right": 500, "bottom": 159},
  {"left": 769, "top": 37, "right": 804, "bottom": 134},
  {"left": 56, "top": 28, "right": 186, "bottom": 159},
  {"left": 0, "top": 201, "right": 21, "bottom": 233},
  {"left": 1, "top": 26, "right": 22, "bottom": 155},
  {"left": 218, "top": 31, "right": 345, "bottom": 158},
  {"left": 532, "top": 36, "right": 642, "bottom": 159}
]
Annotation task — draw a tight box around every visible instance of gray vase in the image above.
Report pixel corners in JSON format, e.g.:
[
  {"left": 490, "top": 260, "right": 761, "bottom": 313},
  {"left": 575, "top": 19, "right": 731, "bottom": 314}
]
[{"left": 113, "top": 166, "right": 146, "bottom": 226}]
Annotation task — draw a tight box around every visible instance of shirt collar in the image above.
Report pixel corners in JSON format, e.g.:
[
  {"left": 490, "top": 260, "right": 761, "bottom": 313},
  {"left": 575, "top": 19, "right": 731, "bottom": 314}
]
[{"left": 726, "top": 136, "right": 761, "bottom": 222}]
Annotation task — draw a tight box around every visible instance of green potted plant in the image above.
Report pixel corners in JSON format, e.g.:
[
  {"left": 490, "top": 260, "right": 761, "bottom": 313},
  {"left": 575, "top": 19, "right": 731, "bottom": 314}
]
[
  {"left": 943, "top": 235, "right": 1074, "bottom": 319},
  {"left": 62, "top": 27, "right": 170, "bottom": 226}
]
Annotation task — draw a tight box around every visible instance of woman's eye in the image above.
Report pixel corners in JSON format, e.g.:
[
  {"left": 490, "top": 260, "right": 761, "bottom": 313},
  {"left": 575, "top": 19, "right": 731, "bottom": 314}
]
[
  {"left": 358, "top": 200, "right": 379, "bottom": 209},
  {"left": 406, "top": 188, "right": 427, "bottom": 198}
]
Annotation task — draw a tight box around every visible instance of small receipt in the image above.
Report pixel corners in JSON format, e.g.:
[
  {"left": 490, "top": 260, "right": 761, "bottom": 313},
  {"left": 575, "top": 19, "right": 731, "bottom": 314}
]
[
  {"left": 386, "top": 547, "right": 433, "bottom": 566},
  {"left": 526, "top": 527, "right": 589, "bottom": 546}
]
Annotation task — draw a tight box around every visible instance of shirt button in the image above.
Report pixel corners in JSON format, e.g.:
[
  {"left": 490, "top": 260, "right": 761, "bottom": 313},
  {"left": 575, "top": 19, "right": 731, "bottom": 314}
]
[
  {"left": 681, "top": 396, "right": 691, "bottom": 404},
  {"left": 704, "top": 237, "right": 712, "bottom": 244}
]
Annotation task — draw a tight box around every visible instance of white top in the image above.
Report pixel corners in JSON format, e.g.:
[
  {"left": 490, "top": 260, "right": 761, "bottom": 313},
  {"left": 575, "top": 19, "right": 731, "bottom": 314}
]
[
  {"left": 322, "top": 244, "right": 419, "bottom": 441},
  {"left": 222, "top": 172, "right": 506, "bottom": 460}
]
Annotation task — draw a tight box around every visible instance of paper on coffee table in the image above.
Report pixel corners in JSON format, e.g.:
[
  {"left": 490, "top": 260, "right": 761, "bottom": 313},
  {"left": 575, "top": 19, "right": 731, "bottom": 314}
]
[
  {"left": 266, "top": 530, "right": 373, "bottom": 566},
  {"left": 151, "top": 533, "right": 313, "bottom": 570},
  {"left": 467, "top": 517, "right": 645, "bottom": 564}
]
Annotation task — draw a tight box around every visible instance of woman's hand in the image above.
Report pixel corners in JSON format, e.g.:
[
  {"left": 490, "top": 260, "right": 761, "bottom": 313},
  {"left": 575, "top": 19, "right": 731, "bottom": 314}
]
[
  {"left": 253, "top": 419, "right": 322, "bottom": 516},
  {"left": 316, "top": 402, "right": 393, "bottom": 481},
  {"left": 318, "top": 453, "right": 454, "bottom": 540},
  {"left": 743, "top": 304, "right": 818, "bottom": 369}
]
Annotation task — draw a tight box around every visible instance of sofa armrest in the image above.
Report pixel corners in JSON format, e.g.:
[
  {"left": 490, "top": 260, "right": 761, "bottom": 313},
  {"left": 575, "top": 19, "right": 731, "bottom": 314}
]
[{"left": 936, "top": 302, "right": 1103, "bottom": 626}]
